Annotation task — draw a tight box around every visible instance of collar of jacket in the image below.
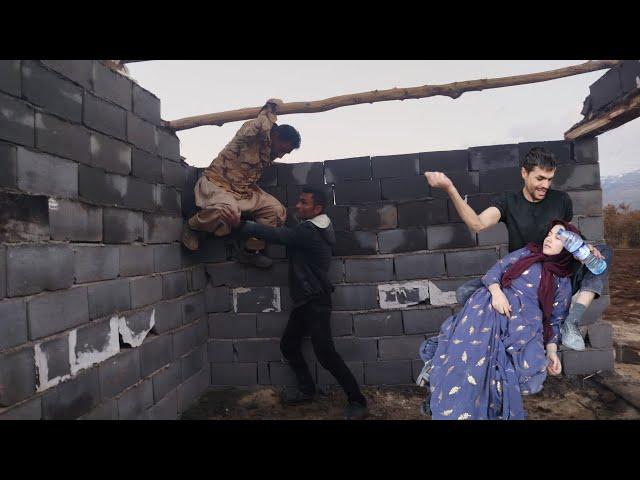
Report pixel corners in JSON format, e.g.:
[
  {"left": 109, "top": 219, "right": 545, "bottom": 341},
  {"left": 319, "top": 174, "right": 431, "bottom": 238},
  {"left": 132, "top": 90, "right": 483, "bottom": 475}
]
[{"left": 306, "top": 214, "right": 331, "bottom": 229}]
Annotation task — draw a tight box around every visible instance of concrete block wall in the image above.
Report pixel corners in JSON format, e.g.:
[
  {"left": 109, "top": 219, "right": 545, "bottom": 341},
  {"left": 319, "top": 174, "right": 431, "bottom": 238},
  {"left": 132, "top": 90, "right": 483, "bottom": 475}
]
[
  {"left": 200, "top": 138, "right": 613, "bottom": 389},
  {"left": 583, "top": 60, "right": 640, "bottom": 115},
  {"left": 0, "top": 60, "right": 208, "bottom": 420},
  {"left": 0, "top": 61, "right": 614, "bottom": 420}
]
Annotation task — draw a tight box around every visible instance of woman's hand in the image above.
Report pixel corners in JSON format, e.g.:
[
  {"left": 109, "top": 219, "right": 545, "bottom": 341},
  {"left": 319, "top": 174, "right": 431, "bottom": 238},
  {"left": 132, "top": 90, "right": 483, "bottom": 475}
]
[
  {"left": 489, "top": 284, "right": 512, "bottom": 319},
  {"left": 546, "top": 345, "right": 562, "bottom": 376}
]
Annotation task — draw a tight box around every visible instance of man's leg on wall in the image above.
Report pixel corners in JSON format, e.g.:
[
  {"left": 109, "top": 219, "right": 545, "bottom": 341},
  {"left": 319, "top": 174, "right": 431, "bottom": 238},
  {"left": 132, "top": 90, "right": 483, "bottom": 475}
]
[
  {"left": 233, "top": 187, "right": 287, "bottom": 268},
  {"left": 562, "top": 244, "right": 614, "bottom": 351},
  {"left": 182, "top": 176, "right": 239, "bottom": 250}
]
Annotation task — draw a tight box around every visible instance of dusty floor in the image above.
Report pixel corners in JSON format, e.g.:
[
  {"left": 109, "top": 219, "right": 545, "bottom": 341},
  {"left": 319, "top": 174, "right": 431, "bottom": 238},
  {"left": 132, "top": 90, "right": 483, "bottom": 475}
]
[
  {"left": 604, "top": 249, "right": 640, "bottom": 359},
  {"left": 181, "top": 366, "right": 640, "bottom": 420},
  {"left": 182, "top": 249, "right": 640, "bottom": 420}
]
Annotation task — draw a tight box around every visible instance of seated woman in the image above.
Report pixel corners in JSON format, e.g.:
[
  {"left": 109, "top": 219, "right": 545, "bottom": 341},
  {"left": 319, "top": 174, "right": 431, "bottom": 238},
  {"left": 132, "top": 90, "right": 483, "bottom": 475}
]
[{"left": 419, "top": 220, "right": 581, "bottom": 420}]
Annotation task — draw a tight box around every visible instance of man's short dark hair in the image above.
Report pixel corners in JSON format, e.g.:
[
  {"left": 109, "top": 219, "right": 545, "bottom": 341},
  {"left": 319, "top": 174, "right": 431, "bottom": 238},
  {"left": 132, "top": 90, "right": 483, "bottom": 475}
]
[
  {"left": 274, "top": 124, "right": 301, "bottom": 149},
  {"left": 521, "top": 147, "right": 557, "bottom": 173},
  {"left": 301, "top": 185, "right": 327, "bottom": 212}
]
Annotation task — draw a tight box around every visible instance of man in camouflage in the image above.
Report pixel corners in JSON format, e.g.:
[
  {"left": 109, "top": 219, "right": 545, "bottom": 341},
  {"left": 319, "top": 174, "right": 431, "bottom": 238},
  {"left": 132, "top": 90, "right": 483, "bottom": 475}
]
[{"left": 182, "top": 99, "right": 301, "bottom": 268}]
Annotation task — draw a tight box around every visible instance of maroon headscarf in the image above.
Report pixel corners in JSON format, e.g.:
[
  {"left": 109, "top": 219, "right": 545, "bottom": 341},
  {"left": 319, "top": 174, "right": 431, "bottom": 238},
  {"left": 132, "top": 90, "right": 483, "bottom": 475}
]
[{"left": 500, "top": 219, "right": 581, "bottom": 343}]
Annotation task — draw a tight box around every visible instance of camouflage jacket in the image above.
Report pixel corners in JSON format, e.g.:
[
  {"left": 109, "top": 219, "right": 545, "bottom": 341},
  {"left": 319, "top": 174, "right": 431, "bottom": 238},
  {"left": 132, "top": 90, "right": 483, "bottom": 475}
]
[{"left": 203, "top": 107, "right": 277, "bottom": 199}]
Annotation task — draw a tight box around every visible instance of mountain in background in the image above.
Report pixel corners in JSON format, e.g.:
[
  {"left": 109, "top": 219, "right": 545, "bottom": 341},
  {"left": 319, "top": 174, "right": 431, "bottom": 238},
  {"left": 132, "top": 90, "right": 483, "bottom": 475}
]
[{"left": 602, "top": 169, "right": 640, "bottom": 209}]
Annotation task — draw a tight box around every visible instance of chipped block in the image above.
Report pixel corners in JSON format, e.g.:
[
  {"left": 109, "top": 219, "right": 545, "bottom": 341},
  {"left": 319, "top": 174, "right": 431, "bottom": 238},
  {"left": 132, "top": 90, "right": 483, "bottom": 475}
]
[
  {"left": 119, "top": 309, "right": 155, "bottom": 347},
  {"left": 233, "top": 286, "right": 281, "bottom": 313},
  {"left": 70, "top": 316, "right": 120, "bottom": 375},
  {"left": 34, "top": 335, "right": 72, "bottom": 392},
  {"left": 378, "top": 281, "right": 430, "bottom": 309}
]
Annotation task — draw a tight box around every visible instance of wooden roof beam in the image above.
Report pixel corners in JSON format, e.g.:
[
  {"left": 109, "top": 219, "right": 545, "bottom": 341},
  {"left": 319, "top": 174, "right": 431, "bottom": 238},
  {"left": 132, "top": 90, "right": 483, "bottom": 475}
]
[{"left": 564, "top": 90, "right": 640, "bottom": 140}]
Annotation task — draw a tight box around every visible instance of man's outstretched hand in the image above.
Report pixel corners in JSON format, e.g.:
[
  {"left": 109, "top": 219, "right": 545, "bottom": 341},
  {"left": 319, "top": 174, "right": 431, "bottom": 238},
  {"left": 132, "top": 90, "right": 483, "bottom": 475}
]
[
  {"left": 424, "top": 171, "right": 455, "bottom": 193},
  {"left": 588, "top": 244, "right": 604, "bottom": 260},
  {"left": 220, "top": 209, "right": 242, "bottom": 229}
]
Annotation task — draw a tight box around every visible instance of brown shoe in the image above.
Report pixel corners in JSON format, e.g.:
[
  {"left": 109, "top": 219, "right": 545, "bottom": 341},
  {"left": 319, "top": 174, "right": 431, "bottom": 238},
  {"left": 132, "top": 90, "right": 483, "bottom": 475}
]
[
  {"left": 232, "top": 239, "right": 273, "bottom": 269},
  {"left": 181, "top": 223, "right": 199, "bottom": 251}
]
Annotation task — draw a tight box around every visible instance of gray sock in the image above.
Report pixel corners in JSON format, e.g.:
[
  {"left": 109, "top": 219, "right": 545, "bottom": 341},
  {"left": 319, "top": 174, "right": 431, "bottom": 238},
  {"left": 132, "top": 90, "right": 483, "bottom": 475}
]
[{"left": 565, "top": 303, "right": 587, "bottom": 325}]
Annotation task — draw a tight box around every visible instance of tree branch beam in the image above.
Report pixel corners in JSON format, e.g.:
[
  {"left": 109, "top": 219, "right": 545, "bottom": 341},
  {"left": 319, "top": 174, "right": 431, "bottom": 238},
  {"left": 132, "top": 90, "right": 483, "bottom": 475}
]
[{"left": 167, "top": 60, "right": 621, "bottom": 131}]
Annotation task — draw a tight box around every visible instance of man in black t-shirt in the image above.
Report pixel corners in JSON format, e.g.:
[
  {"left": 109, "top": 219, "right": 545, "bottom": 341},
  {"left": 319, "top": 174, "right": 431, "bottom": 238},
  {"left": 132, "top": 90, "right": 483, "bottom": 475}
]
[{"left": 424, "top": 147, "right": 613, "bottom": 352}]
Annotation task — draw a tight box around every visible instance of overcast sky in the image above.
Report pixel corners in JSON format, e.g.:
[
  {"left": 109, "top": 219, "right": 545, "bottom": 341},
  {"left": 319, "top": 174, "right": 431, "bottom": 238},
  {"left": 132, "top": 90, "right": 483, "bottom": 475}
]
[{"left": 128, "top": 60, "right": 639, "bottom": 177}]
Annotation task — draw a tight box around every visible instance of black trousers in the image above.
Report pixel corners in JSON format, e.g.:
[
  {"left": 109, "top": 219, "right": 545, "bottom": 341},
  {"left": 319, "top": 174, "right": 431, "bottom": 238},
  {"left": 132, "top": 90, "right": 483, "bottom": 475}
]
[{"left": 280, "top": 294, "right": 366, "bottom": 405}]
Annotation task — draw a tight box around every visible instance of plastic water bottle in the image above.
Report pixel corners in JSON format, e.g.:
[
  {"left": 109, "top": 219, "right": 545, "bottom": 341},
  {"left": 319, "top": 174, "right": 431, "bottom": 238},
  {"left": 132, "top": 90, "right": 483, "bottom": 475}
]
[{"left": 556, "top": 228, "right": 607, "bottom": 275}]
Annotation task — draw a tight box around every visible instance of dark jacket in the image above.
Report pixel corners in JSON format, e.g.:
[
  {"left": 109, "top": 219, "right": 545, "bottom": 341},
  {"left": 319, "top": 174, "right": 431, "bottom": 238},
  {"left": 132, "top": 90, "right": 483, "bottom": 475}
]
[{"left": 239, "top": 214, "right": 336, "bottom": 306}]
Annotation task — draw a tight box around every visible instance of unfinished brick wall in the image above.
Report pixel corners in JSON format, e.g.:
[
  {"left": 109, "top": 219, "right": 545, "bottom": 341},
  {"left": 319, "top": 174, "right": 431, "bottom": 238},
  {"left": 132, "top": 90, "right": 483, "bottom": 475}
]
[
  {"left": 0, "top": 60, "right": 614, "bottom": 420},
  {"left": 0, "top": 60, "right": 207, "bottom": 420},
  {"left": 199, "top": 139, "right": 614, "bottom": 388}
]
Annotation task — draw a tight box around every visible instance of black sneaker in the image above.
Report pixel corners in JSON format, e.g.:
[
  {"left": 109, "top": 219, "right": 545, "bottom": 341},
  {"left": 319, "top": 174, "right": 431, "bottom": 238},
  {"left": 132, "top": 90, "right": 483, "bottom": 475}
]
[
  {"left": 281, "top": 387, "right": 316, "bottom": 405},
  {"left": 343, "top": 401, "right": 369, "bottom": 420}
]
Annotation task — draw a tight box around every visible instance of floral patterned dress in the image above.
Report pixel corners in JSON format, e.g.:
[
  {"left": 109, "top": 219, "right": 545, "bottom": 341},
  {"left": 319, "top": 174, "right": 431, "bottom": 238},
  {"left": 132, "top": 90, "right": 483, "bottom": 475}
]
[{"left": 420, "top": 247, "right": 572, "bottom": 420}]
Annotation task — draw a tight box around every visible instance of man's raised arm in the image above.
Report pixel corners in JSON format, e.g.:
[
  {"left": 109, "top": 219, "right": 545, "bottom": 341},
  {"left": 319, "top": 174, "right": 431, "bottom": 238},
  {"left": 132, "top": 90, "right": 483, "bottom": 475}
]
[
  {"left": 226, "top": 98, "right": 283, "bottom": 147},
  {"left": 424, "top": 171, "right": 501, "bottom": 233}
]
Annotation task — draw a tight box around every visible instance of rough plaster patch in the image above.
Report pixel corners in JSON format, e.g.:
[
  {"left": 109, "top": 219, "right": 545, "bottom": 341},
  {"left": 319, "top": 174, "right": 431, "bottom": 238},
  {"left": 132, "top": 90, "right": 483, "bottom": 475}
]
[
  {"left": 232, "top": 287, "right": 252, "bottom": 313},
  {"left": 70, "top": 316, "right": 120, "bottom": 375},
  {"left": 119, "top": 309, "right": 155, "bottom": 347},
  {"left": 267, "top": 287, "right": 281, "bottom": 313},
  {"left": 428, "top": 281, "right": 458, "bottom": 306},
  {"left": 34, "top": 342, "right": 72, "bottom": 392},
  {"left": 232, "top": 287, "right": 281, "bottom": 313},
  {"left": 378, "top": 281, "right": 430, "bottom": 309}
]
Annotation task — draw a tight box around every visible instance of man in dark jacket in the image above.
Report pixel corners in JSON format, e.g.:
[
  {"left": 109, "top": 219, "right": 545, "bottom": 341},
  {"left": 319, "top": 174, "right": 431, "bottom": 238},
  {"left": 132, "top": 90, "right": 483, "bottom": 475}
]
[{"left": 221, "top": 185, "right": 368, "bottom": 420}]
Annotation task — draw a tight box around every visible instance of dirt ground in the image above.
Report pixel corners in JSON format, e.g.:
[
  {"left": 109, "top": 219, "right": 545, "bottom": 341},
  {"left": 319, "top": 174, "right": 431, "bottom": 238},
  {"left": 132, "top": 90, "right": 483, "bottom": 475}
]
[
  {"left": 182, "top": 249, "right": 640, "bottom": 420},
  {"left": 182, "top": 368, "right": 640, "bottom": 420},
  {"left": 604, "top": 249, "right": 640, "bottom": 357}
]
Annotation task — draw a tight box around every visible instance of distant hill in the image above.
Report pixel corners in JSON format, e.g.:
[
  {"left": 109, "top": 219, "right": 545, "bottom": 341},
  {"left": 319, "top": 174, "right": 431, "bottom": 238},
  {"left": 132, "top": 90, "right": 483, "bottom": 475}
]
[{"left": 602, "top": 169, "right": 640, "bottom": 210}]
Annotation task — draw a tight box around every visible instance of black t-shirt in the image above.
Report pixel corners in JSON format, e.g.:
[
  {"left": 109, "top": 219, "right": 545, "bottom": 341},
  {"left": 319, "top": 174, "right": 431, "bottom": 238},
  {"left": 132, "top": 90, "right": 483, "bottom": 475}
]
[{"left": 490, "top": 189, "right": 573, "bottom": 252}]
